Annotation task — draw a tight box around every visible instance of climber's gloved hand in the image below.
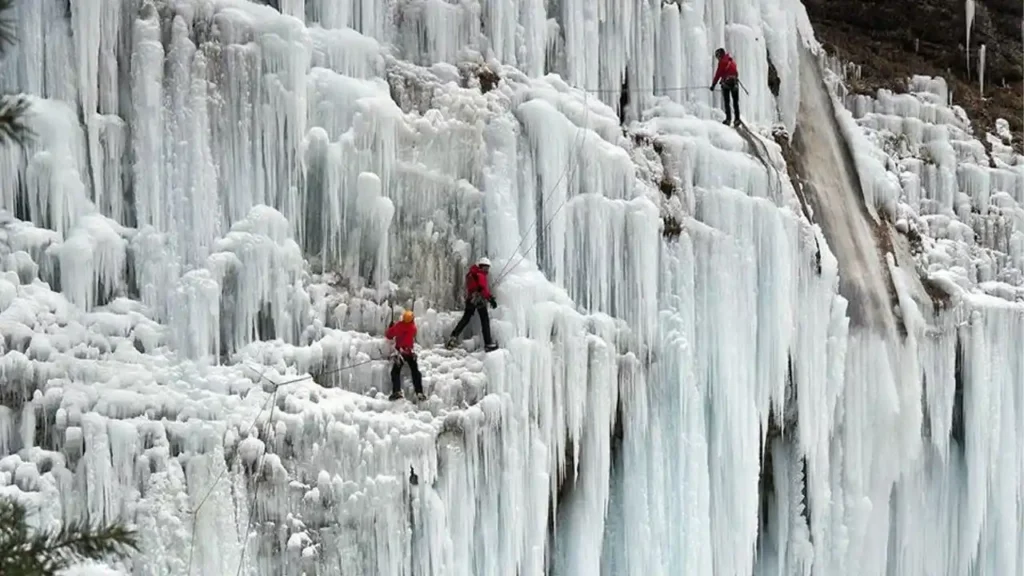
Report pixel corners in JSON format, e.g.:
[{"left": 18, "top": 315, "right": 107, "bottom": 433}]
[
  {"left": 709, "top": 85, "right": 715, "bottom": 92},
  {"left": 488, "top": 297, "right": 497, "bottom": 309}
]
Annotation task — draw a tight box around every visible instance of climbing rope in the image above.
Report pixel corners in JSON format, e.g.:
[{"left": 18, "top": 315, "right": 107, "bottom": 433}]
[
  {"left": 492, "top": 89, "right": 592, "bottom": 285},
  {"left": 492, "top": 81, "right": 751, "bottom": 284},
  {"left": 579, "top": 84, "right": 709, "bottom": 94},
  {"left": 185, "top": 365, "right": 272, "bottom": 576},
  {"left": 233, "top": 383, "right": 277, "bottom": 576},
  {"left": 185, "top": 356, "right": 380, "bottom": 575},
  {"left": 264, "top": 357, "right": 379, "bottom": 388},
  {"left": 186, "top": 77, "right": 751, "bottom": 575}
]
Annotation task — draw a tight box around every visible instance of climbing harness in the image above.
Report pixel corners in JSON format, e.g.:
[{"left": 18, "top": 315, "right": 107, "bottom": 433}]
[{"left": 187, "top": 81, "right": 725, "bottom": 576}]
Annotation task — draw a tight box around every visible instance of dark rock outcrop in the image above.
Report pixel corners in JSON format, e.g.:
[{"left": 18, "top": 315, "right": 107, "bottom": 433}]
[{"left": 805, "top": 0, "right": 1023, "bottom": 150}]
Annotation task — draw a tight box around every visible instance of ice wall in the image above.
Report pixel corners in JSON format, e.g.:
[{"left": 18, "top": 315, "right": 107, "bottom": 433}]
[
  {"left": 835, "top": 73, "right": 1024, "bottom": 576},
  {"left": 0, "top": 0, "right": 1022, "bottom": 575}
]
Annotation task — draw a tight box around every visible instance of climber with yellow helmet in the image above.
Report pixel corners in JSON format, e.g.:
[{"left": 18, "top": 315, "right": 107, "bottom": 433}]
[{"left": 385, "top": 309, "right": 425, "bottom": 401}]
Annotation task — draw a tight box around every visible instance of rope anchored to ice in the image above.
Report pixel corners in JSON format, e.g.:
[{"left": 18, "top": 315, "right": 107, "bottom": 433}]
[
  {"left": 183, "top": 358, "right": 379, "bottom": 575},
  {"left": 492, "top": 89, "right": 591, "bottom": 285}
]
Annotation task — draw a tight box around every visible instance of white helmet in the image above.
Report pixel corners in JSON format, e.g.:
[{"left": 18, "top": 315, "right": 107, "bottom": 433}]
[{"left": 477, "top": 257, "right": 492, "bottom": 267}]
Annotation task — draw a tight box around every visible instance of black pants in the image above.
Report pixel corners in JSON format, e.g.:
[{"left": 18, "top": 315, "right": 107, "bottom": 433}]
[
  {"left": 450, "top": 299, "right": 493, "bottom": 346},
  {"left": 391, "top": 353, "right": 423, "bottom": 394},
  {"left": 722, "top": 77, "right": 740, "bottom": 123}
]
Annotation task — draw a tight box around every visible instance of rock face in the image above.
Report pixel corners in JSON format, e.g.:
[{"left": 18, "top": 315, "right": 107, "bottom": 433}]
[{"left": 805, "top": 0, "right": 1023, "bottom": 148}]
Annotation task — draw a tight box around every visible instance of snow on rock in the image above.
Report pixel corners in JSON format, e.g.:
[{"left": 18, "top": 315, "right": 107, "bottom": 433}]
[
  {"left": 0, "top": 0, "right": 1021, "bottom": 575},
  {"left": 832, "top": 58, "right": 1024, "bottom": 576},
  {"left": 845, "top": 74, "right": 1024, "bottom": 290}
]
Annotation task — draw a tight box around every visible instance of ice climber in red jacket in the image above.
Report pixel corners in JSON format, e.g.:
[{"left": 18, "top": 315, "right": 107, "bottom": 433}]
[
  {"left": 446, "top": 257, "right": 498, "bottom": 352},
  {"left": 386, "top": 309, "right": 425, "bottom": 401},
  {"left": 710, "top": 48, "right": 741, "bottom": 126}
]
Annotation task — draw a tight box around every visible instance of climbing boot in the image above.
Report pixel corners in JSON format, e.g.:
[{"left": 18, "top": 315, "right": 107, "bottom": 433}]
[
  {"left": 722, "top": 118, "right": 731, "bottom": 126},
  {"left": 416, "top": 392, "right": 427, "bottom": 402},
  {"left": 485, "top": 343, "right": 499, "bottom": 352},
  {"left": 389, "top": 390, "right": 404, "bottom": 401},
  {"left": 445, "top": 337, "right": 458, "bottom": 349}
]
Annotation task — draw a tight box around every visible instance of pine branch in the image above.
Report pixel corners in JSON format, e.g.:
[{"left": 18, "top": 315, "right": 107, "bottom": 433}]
[
  {"left": 0, "top": 0, "right": 33, "bottom": 149},
  {"left": 0, "top": 95, "right": 32, "bottom": 147},
  {"left": 0, "top": 498, "right": 50, "bottom": 576},
  {"left": 7, "top": 530, "right": 59, "bottom": 576},
  {"left": 0, "top": 0, "right": 15, "bottom": 54},
  {"left": 0, "top": 497, "right": 138, "bottom": 576},
  {"left": 44, "top": 516, "right": 139, "bottom": 569},
  {"left": 0, "top": 497, "right": 28, "bottom": 534}
]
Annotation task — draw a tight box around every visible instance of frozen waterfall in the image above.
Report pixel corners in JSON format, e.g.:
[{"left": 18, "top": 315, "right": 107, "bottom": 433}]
[{"left": 0, "top": 0, "right": 1022, "bottom": 575}]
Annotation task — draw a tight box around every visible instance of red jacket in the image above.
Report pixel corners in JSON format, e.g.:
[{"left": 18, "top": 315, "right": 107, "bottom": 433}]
[
  {"left": 386, "top": 320, "right": 417, "bottom": 354},
  {"left": 712, "top": 53, "right": 738, "bottom": 85},
  {"left": 465, "top": 265, "right": 492, "bottom": 300}
]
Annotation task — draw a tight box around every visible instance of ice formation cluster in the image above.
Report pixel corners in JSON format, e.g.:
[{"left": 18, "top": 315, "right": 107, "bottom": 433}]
[{"left": 0, "top": 0, "right": 1021, "bottom": 574}]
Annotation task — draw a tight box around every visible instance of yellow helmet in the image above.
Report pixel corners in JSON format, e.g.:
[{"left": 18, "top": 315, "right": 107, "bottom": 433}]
[{"left": 401, "top": 310, "right": 414, "bottom": 322}]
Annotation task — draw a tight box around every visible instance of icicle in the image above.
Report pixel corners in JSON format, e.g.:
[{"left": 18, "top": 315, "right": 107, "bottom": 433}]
[
  {"left": 203, "top": 205, "right": 310, "bottom": 356},
  {"left": 965, "top": 0, "right": 975, "bottom": 78},
  {"left": 4, "top": 1, "right": 1024, "bottom": 574},
  {"left": 130, "top": 3, "right": 165, "bottom": 232},
  {"left": 56, "top": 214, "right": 127, "bottom": 312},
  {"left": 979, "top": 43, "right": 986, "bottom": 97},
  {"left": 280, "top": 0, "right": 305, "bottom": 19},
  {"left": 354, "top": 172, "right": 394, "bottom": 288}
]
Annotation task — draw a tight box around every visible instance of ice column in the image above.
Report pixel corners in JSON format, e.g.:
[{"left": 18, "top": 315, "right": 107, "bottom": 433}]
[
  {"left": 965, "top": 0, "right": 976, "bottom": 77},
  {"left": 978, "top": 44, "right": 986, "bottom": 96},
  {"left": 130, "top": 4, "right": 165, "bottom": 233},
  {"left": 354, "top": 172, "right": 395, "bottom": 287}
]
